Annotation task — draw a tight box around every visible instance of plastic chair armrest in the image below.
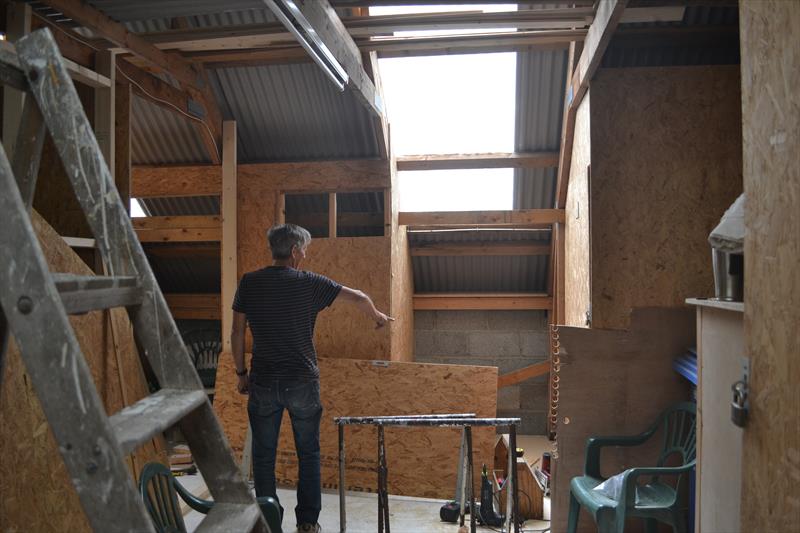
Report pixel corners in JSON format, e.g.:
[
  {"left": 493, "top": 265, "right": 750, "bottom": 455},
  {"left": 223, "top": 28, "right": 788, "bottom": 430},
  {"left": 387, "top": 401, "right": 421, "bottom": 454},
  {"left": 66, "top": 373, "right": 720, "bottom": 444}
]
[
  {"left": 173, "top": 477, "right": 214, "bottom": 514},
  {"left": 584, "top": 433, "right": 654, "bottom": 478},
  {"left": 618, "top": 462, "right": 697, "bottom": 507}
]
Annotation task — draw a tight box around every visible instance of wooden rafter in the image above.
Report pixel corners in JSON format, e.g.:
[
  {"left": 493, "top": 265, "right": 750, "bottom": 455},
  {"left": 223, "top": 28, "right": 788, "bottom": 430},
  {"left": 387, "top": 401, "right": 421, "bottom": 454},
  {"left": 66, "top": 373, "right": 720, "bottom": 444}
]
[
  {"left": 413, "top": 293, "right": 552, "bottom": 311},
  {"left": 399, "top": 210, "right": 565, "bottom": 227},
  {"left": 410, "top": 242, "right": 551, "bottom": 257},
  {"left": 555, "top": 0, "right": 628, "bottom": 208},
  {"left": 38, "top": 0, "right": 223, "bottom": 163},
  {"left": 397, "top": 152, "right": 559, "bottom": 171},
  {"left": 133, "top": 215, "right": 221, "bottom": 242},
  {"left": 164, "top": 293, "right": 221, "bottom": 320},
  {"left": 497, "top": 361, "right": 550, "bottom": 389}
]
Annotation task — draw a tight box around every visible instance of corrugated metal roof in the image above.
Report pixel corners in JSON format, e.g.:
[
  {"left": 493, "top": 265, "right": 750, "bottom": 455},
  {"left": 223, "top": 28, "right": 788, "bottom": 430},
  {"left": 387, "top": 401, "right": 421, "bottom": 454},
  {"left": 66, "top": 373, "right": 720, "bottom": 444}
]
[
  {"left": 87, "top": 0, "right": 264, "bottom": 22},
  {"left": 139, "top": 196, "right": 220, "bottom": 216},
  {"left": 513, "top": 48, "right": 567, "bottom": 209},
  {"left": 209, "top": 64, "right": 379, "bottom": 162},
  {"left": 603, "top": 5, "right": 740, "bottom": 68},
  {"left": 149, "top": 256, "right": 221, "bottom": 293},
  {"left": 408, "top": 229, "right": 551, "bottom": 293},
  {"left": 132, "top": 96, "right": 210, "bottom": 165}
]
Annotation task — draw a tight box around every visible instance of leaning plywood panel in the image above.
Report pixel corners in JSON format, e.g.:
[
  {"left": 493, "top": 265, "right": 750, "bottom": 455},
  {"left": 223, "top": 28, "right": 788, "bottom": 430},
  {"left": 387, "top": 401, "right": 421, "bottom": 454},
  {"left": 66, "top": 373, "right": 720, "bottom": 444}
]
[
  {"left": 589, "top": 66, "right": 742, "bottom": 330},
  {"left": 550, "top": 308, "right": 694, "bottom": 533},
  {"left": 739, "top": 2, "right": 800, "bottom": 530},
  {"left": 0, "top": 211, "right": 167, "bottom": 532},
  {"left": 215, "top": 355, "right": 497, "bottom": 498}
]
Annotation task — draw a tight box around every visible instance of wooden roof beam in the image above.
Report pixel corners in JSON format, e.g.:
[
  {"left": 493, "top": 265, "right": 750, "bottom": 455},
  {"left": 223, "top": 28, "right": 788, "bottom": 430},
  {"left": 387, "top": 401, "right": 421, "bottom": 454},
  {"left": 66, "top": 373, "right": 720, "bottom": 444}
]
[
  {"left": 261, "top": 0, "right": 383, "bottom": 118},
  {"left": 134, "top": 9, "right": 595, "bottom": 54},
  {"left": 39, "top": 0, "right": 223, "bottom": 163},
  {"left": 399, "top": 209, "right": 565, "bottom": 228},
  {"left": 397, "top": 152, "right": 559, "bottom": 171},
  {"left": 413, "top": 293, "right": 552, "bottom": 311},
  {"left": 555, "top": 0, "right": 628, "bottom": 208}
]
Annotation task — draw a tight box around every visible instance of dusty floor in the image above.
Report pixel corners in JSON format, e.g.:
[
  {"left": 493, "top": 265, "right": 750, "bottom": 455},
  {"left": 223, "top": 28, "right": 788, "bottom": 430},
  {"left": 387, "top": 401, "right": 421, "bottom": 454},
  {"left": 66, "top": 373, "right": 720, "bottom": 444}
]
[{"left": 180, "top": 476, "right": 550, "bottom": 533}]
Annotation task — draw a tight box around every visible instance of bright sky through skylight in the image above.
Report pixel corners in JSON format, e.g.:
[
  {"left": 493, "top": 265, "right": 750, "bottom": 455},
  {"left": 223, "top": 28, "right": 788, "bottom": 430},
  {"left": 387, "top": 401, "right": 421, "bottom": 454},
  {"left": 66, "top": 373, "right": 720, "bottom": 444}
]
[{"left": 374, "top": 5, "right": 518, "bottom": 212}]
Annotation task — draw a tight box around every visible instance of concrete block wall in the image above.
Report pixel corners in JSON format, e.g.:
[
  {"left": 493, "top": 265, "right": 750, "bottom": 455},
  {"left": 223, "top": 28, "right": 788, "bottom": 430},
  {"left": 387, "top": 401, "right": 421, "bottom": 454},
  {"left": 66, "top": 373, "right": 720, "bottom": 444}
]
[{"left": 415, "top": 310, "right": 550, "bottom": 435}]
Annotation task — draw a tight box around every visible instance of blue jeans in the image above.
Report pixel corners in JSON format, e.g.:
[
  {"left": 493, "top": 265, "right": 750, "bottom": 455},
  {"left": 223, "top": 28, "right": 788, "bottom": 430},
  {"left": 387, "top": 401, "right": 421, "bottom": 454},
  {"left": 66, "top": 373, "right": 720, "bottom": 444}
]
[{"left": 248, "top": 378, "right": 322, "bottom": 526}]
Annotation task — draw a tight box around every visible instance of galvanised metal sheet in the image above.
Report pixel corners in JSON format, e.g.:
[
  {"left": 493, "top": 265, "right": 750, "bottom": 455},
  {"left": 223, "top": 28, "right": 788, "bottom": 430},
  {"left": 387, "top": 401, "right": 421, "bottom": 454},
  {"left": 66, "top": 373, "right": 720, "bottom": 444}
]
[{"left": 513, "top": 48, "right": 567, "bottom": 210}]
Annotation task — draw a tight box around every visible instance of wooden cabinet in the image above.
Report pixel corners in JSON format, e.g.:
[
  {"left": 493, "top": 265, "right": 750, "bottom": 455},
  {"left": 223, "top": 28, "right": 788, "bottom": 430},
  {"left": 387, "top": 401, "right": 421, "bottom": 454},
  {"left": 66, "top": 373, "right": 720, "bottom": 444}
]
[{"left": 688, "top": 298, "right": 744, "bottom": 533}]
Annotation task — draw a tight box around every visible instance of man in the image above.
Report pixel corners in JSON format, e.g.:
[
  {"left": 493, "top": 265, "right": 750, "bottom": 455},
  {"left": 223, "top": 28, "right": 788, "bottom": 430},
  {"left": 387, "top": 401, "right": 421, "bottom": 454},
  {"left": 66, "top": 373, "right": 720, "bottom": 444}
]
[{"left": 231, "top": 223, "right": 392, "bottom": 533}]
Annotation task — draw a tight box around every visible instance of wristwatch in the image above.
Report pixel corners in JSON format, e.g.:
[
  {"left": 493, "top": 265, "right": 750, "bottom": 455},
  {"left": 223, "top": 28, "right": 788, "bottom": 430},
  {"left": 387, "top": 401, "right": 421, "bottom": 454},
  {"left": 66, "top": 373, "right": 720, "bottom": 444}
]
[{"left": 235, "top": 368, "right": 248, "bottom": 376}]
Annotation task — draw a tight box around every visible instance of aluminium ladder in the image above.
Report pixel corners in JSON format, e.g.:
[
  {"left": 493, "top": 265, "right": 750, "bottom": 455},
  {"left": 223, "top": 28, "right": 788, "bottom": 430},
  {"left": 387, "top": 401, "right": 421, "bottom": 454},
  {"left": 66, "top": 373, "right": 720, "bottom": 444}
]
[{"left": 0, "top": 28, "right": 269, "bottom": 533}]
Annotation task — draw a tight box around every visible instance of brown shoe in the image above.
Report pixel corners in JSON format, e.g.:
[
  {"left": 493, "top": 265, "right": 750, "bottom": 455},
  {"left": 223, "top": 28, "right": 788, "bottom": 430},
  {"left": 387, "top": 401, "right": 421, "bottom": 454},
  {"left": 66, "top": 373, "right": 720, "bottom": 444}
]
[{"left": 297, "top": 524, "right": 321, "bottom": 533}]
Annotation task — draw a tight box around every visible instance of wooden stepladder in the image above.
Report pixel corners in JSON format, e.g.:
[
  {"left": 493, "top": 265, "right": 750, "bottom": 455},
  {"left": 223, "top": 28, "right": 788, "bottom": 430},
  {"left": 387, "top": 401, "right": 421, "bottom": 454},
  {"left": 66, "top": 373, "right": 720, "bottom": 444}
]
[{"left": 0, "top": 28, "right": 269, "bottom": 533}]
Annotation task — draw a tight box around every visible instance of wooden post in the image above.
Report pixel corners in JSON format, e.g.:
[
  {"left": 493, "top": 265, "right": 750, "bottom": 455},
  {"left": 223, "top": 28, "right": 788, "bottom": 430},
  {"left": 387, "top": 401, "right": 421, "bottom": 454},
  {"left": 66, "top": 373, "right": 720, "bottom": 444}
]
[
  {"left": 2, "top": 2, "right": 31, "bottom": 159},
  {"left": 115, "top": 80, "right": 132, "bottom": 214},
  {"left": 329, "top": 192, "right": 337, "bottom": 238},
  {"left": 221, "top": 121, "right": 237, "bottom": 352},
  {"left": 94, "top": 50, "right": 116, "bottom": 172},
  {"left": 277, "top": 193, "right": 286, "bottom": 224}
]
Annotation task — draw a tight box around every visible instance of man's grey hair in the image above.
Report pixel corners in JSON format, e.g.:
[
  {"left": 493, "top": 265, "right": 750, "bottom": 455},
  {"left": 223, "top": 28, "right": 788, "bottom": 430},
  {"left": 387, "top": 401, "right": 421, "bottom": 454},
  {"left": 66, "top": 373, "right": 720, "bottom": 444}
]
[{"left": 267, "top": 223, "right": 311, "bottom": 259}]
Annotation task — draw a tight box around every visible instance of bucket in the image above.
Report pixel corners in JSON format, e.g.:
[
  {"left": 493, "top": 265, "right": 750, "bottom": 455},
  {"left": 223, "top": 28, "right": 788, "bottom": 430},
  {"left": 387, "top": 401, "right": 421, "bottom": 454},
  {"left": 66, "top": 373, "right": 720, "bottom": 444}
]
[{"left": 711, "top": 249, "right": 743, "bottom": 301}]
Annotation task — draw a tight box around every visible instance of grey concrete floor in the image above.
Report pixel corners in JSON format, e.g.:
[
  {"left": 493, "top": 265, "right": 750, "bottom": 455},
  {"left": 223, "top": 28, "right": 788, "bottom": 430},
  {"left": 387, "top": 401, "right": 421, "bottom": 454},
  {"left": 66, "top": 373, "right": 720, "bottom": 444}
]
[{"left": 183, "top": 481, "right": 551, "bottom": 533}]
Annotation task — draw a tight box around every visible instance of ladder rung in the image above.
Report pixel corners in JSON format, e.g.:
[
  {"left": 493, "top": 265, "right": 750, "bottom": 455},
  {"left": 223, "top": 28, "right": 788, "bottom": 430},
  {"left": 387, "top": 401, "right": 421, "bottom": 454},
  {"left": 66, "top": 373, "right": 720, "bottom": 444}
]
[
  {"left": 53, "top": 273, "right": 143, "bottom": 314},
  {"left": 110, "top": 389, "right": 207, "bottom": 456},
  {"left": 195, "top": 502, "right": 262, "bottom": 533}
]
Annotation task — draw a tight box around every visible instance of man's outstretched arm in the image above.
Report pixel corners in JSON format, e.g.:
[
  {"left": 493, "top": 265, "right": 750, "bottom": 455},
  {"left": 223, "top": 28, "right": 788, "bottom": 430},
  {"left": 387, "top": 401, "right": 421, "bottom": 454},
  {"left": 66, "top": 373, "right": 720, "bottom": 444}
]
[
  {"left": 231, "top": 311, "right": 249, "bottom": 394},
  {"left": 337, "top": 286, "right": 394, "bottom": 329}
]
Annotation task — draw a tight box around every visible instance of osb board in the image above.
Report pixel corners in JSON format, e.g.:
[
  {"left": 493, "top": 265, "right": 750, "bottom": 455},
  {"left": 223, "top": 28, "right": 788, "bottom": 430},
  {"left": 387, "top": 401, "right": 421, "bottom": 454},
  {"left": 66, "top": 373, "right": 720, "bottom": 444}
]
[
  {"left": 565, "top": 94, "right": 591, "bottom": 328},
  {"left": 389, "top": 223, "right": 415, "bottom": 362},
  {"left": 238, "top": 159, "right": 390, "bottom": 192},
  {"left": 0, "top": 211, "right": 167, "bottom": 533},
  {"left": 589, "top": 66, "right": 743, "bottom": 330},
  {"left": 739, "top": 2, "right": 800, "bottom": 530},
  {"left": 303, "top": 238, "right": 392, "bottom": 359},
  {"left": 238, "top": 168, "right": 393, "bottom": 359},
  {"left": 550, "top": 308, "right": 695, "bottom": 533},
  {"left": 214, "top": 355, "right": 497, "bottom": 498}
]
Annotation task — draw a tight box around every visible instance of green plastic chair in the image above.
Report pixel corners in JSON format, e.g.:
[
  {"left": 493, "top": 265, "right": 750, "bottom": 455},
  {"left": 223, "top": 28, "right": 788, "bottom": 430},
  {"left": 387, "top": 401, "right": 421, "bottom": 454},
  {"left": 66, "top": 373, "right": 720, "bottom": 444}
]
[
  {"left": 567, "top": 402, "right": 696, "bottom": 533},
  {"left": 139, "top": 462, "right": 283, "bottom": 533}
]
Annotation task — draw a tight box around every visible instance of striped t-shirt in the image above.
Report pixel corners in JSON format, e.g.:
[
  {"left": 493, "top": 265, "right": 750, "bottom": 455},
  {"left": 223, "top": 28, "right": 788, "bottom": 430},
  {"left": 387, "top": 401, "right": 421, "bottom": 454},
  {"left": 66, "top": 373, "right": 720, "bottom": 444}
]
[{"left": 232, "top": 266, "right": 341, "bottom": 382}]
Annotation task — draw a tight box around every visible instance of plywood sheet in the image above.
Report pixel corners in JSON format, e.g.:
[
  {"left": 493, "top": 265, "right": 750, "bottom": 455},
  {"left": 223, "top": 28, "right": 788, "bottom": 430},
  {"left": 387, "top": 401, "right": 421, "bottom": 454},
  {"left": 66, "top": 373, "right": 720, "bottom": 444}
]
[
  {"left": 589, "top": 66, "right": 743, "bottom": 330},
  {"left": 565, "top": 95, "right": 591, "bottom": 328},
  {"left": 237, "top": 162, "right": 394, "bottom": 360},
  {"left": 0, "top": 211, "right": 166, "bottom": 533},
  {"left": 214, "top": 355, "right": 498, "bottom": 498},
  {"left": 390, "top": 222, "right": 415, "bottom": 362},
  {"left": 304, "top": 238, "right": 392, "bottom": 359},
  {"left": 739, "top": 2, "right": 800, "bottom": 529},
  {"left": 550, "top": 308, "right": 695, "bottom": 533}
]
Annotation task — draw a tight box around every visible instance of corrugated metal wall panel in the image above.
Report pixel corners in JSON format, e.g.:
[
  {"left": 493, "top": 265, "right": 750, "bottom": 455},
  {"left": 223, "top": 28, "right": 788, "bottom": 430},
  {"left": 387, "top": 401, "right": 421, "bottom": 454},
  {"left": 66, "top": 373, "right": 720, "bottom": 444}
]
[{"left": 412, "top": 255, "right": 549, "bottom": 293}]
